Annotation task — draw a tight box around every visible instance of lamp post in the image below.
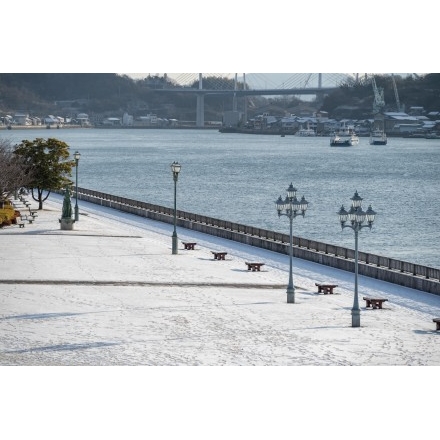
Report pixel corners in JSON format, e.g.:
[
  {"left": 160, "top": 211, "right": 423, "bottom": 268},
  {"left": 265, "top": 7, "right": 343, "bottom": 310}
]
[
  {"left": 73, "top": 151, "right": 81, "bottom": 222},
  {"left": 171, "top": 161, "right": 181, "bottom": 254},
  {"left": 275, "top": 183, "right": 309, "bottom": 303},
  {"left": 337, "top": 191, "right": 376, "bottom": 328}
]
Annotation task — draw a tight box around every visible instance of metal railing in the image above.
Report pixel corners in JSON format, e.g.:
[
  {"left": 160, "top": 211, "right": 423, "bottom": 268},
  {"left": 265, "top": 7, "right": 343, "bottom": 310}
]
[{"left": 72, "top": 187, "right": 440, "bottom": 293}]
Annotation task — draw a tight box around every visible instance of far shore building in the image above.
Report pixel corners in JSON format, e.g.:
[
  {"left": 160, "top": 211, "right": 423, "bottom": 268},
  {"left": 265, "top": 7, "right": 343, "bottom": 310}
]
[
  {"left": 133, "top": 114, "right": 158, "bottom": 126},
  {"left": 13, "top": 113, "right": 31, "bottom": 125},
  {"left": 384, "top": 112, "right": 422, "bottom": 134},
  {"left": 76, "top": 113, "right": 90, "bottom": 126},
  {"left": 122, "top": 112, "right": 134, "bottom": 126},
  {"left": 43, "top": 115, "right": 64, "bottom": 126},
  {"left": 101, "top": 117, "right": 121, "bottom": 126}
]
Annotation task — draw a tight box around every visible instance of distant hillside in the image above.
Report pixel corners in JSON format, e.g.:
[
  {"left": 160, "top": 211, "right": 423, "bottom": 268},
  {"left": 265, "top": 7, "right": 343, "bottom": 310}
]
[{"left": 1, "top": 73, "right": 439, "bottom": 121}]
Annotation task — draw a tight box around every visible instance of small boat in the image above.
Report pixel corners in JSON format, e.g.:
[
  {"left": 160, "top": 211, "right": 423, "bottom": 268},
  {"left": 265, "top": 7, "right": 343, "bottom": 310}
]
[
  {"left": 330, "top": 124, "right": 359, "bottom": 146},
  {"left": 296, "top": 123, "right": 316, "bottom": 137},
  {"left": 369, "top": 128, "right": 387, "bottom": 145}
]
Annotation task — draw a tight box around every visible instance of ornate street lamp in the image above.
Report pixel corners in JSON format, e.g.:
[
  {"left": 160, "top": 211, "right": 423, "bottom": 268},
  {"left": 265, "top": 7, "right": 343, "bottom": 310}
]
[
  {"left": 337, "top": 190, "right": 376, "bottom": 327},
  {"left": 275, "top": 183, "right": 309, "bottom": 303},
  {"left": 73, "top": 151, "right": 81, "bottom": 221},
  {"left": 171, "top": 161, "right": 181, "bottom": 254}
]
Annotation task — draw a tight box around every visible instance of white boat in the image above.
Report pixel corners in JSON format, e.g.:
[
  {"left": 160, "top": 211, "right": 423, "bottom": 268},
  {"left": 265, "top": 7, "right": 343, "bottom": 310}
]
[
  {"left": 330, "top": 124, "right": 359, "bottom": 147},
  {"left": 369, "top": 128, "right": 387, "bottom": 145},
  {"left": 296, "top": 123, "right": 316, "bottom": 137}
]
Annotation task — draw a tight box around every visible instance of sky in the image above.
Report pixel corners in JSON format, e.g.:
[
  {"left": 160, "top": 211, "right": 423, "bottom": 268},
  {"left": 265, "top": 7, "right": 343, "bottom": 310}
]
[
  {"left": 3, "top": 4, "right": 436, "bottom": 74},
  {"left": 2, "top": 193, "right": 439, "bottom": 438}
]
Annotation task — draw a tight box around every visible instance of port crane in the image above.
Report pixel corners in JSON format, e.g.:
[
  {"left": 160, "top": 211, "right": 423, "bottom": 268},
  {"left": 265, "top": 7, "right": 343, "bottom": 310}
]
[
  {"left": 391, "top": 73, "right": 401, "bottom": 112},
  {"left": 370, "top": 75, "right": 385, "bottom": 114}
]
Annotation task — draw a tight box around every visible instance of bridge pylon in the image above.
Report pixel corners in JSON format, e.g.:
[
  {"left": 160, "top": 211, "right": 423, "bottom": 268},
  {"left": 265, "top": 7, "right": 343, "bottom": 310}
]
[
  {"left": 196, "top": 73, "right": 204, "bottom": 127},
  {"left": 196, "top": 94, "right": 204, "bottom": 127}
]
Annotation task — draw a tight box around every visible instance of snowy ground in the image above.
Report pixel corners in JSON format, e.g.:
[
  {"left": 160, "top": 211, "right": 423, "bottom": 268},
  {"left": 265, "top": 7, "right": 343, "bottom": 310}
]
[
  {"left": 2, "top": 193, "right": 440, "bottom": 366},
  {"left": 1, "top": 193, "right": 439, "bottom": 437}
]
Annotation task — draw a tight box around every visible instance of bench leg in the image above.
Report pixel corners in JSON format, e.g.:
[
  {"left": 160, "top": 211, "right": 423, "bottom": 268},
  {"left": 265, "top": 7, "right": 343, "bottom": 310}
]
[{"left": 436, "top": 322, "right": 440, "bottom": 331}]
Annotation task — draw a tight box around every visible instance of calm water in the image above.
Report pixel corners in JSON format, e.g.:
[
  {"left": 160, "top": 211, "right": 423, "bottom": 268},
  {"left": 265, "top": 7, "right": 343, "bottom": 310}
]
[{"left": 3, "top": 127, "right": 440, "bottom": 268}]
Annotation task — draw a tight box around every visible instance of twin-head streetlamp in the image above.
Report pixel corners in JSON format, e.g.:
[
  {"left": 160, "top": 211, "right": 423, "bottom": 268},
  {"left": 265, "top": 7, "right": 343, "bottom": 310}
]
[
  {"left": 73, "top": 151, "right": 81, "bottom": 221},
  {"left": 171, "top": 161, "right": 181, "bottom": 254},
  {"left": 337, "top": 191, "right": 376, "bottom": 327},
  {"left": 276, "top": 183, "right": 309, "bottom": 303}
]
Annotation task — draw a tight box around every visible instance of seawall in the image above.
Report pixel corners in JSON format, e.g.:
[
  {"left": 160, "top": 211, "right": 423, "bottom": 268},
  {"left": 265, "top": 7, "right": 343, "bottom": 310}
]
[{"left": 72, "top": 187, "right": 440, "bottom": 295}]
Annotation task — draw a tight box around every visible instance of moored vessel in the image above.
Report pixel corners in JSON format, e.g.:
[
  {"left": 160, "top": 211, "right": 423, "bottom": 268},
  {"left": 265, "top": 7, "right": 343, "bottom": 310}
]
[
  {"left": 369, "top": 128, "right": 387, "bottom": 145},
  {"left": 295, "top": 123, "right": 316, "bottom": 137},
  {"left": 330, "top": 124, "right": 359, "bottom": 146}
]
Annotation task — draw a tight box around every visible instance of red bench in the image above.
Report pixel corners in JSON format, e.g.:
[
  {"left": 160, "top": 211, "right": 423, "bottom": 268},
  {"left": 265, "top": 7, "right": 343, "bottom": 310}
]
[{"left": 315, "top": 283, "right": 338, "bottom": 294}]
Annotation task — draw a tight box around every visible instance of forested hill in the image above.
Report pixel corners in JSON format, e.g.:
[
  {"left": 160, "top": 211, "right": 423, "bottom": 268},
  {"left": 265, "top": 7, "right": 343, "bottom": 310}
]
[
  {"left": 1, "top": 73, "right": 440, "bottom": 120},
  {"left": 0, "top": 73, "right": 156, "bottom": 114}
]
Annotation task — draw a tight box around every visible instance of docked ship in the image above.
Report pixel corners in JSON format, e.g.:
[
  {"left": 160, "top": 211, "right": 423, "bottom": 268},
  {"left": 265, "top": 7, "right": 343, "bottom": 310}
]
[
  {"left": 295, "top": 123, "right": 316, "bottom": 137},
  {"left": 330, "top": 124, "right": 359, "bottom": 147},
  {"left": 369, "top": 128, "right": 387, "bottom": 145}
]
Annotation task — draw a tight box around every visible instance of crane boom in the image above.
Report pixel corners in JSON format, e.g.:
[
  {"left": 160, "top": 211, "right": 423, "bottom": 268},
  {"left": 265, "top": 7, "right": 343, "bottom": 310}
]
[
  {"left": 391, "top": 73, "right": 401, "bottom": 112},
  {"left": 371, "top": 75, "right": 385, "bottom": 114}
]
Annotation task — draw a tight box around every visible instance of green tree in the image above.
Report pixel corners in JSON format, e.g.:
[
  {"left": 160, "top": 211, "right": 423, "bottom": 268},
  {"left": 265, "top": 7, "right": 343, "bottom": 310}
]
[{"left": 13, "top": 138, "right": 75, "bottom": 209}]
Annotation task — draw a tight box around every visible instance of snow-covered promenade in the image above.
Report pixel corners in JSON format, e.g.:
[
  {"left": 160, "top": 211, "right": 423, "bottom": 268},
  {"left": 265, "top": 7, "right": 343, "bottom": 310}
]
[{"left": 1, "top": 193, "right": 440, "bottom": 366}]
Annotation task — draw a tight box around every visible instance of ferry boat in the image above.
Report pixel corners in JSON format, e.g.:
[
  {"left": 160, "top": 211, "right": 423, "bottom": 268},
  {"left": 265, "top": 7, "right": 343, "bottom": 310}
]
[
  {"left": 369, "top": 128, "right": 387, "bottom": 145},
  {"left": 330, "top": 124, "right": 359, "bottom": 147}
]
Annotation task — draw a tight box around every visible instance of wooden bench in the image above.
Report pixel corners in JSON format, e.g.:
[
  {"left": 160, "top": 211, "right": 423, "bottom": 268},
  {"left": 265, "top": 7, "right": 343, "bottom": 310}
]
[
  {"left": 363, "top": 297, "right": 388, "bottom": 309},
  {"left": 315, "top": 283, "right": 338, "bottom": 295},
  {"left": 433, "top": 318, "right": 440, "bottom": 331},
  {"left": 18, "top": 222, "right": 25, "bottom": 228},
  {"left": 211, "top": 251, "right": 228, "bottom": 260},
  {"left": 245, "top": 262, "right": 265, "bottom": 271},
  {"left": 182, "top": 242, "right": 197, "bottom": 250}
]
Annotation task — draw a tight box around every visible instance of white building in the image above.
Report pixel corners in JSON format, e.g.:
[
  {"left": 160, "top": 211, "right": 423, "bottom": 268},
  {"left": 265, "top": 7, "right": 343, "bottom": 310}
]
[
  {"left": 102, "top": 117, "right": 121, "bottom": 126},
  {"left": 122, "top": 112, "right": 133, "bottom": 126},
  {"left": 76, "top": 113, "right": 90, "bottom": 126}
]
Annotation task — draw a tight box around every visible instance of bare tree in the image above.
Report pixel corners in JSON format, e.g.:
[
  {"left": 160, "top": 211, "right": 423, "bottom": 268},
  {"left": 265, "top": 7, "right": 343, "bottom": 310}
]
[{"left": 0, "top": 138, "right": 34, "bottom": 202}]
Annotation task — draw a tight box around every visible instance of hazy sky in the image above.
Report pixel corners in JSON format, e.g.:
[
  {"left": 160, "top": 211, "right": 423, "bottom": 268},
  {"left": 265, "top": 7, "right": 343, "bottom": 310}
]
[{"left": 3, "top": 4, "right": 433, "bottom": 75}]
